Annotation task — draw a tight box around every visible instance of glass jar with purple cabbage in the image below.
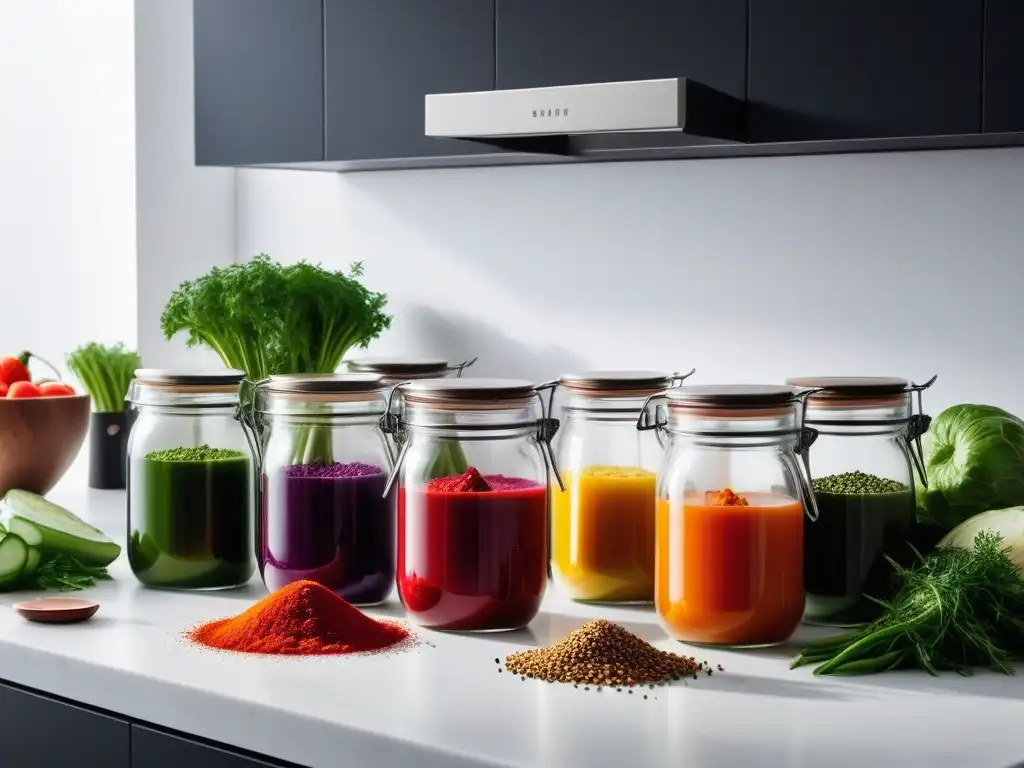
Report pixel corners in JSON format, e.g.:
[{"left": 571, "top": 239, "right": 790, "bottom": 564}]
[{"left": 251, "top": 374, "right": 395, "bottom": 605}]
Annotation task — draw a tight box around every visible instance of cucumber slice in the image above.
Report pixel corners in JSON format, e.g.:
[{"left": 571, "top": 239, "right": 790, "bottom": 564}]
[
  {"left": 1, "top": 490, "right": 121, "bottom": 567},
  {"left": 22, "top": 547, "right": 41, "bottom": 577},
  {"left": 7, "top": 517, "right": 42, "bottom": 547},
  {"left": 0, "top": 533, "right": 29, "bottom": 586}
]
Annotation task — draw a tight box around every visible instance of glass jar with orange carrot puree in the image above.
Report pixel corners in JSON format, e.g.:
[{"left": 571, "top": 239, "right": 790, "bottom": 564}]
[
  {"left": 551, "top": 370, "right": 694, "bottom": 603},
  {"left": 637, "top": 384, "right": 820, "bottom": 647}
]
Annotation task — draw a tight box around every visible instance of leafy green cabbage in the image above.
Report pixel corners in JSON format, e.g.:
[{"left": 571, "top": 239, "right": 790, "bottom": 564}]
[{"left": 917, "top": 404, "right": 1024, "bottom": 530}]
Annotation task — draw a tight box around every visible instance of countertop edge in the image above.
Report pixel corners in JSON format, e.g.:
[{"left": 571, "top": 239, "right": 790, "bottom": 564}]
[{"left": 0, "top": 642, "right": 506, "bottom": 768}]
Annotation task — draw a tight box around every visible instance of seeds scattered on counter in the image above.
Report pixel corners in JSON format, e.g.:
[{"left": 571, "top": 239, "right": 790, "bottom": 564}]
[
  {"left": 187, "top": 580, "right": 411, "bottom": 656},
  {"left": 503, "top": 619, "right": 714, "bottom": 689}
]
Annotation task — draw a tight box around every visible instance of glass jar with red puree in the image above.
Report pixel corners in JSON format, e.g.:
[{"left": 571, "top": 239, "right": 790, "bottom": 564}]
[
  {"left": 638, "top": 385, "right": 821, "bottom": 648},
  {"left": 382, "top": 378, "right": 562, "bottom": 632},
  {"left": 251, "top": 374, "right": 395, "bottom": 606}
]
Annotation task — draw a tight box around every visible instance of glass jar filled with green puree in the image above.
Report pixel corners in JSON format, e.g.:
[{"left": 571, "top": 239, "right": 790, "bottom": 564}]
[
  {"left": 127, "top": 369, "right": 254, "bottom": 590},
  {"left": 786, "top": 376, "right": 936, "bottom": 626}
]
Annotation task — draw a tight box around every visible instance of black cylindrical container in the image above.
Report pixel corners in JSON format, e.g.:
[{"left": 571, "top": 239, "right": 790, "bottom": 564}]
[{"left": 89, "top": 410, "right": 134, "bottom": 489}]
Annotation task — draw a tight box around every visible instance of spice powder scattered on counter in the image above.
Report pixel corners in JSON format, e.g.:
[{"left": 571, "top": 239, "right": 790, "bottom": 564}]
[
  {"left": 187, "top": 579, "right": 410, "bottom": 655},
  {"left": 504, "top": 619, "right": 714, "bottom": 687}
]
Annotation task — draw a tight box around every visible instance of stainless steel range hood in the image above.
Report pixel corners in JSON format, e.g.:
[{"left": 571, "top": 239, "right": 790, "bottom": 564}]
[{"left": 425, "top": 78, "right": 745, "bottom": 153}]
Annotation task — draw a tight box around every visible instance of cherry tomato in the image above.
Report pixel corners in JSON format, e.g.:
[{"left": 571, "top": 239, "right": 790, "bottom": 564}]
[
  {"left": 7, "top": 381, "right": 42, "bottom": 398},
  {"left": 39, "top": 382, "right": 76, "bottom": 397},
  {"left": 0, "top": 356, "right": 31, "bottom": 386}
]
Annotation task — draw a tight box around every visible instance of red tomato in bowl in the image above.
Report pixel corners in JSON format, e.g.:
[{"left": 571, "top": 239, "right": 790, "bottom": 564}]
[
  {"left": 7, "top": 381, "right": 42, "bottom": 398},
  {"left": 38, "top": 382, "right": 76, "bottom": 397}
]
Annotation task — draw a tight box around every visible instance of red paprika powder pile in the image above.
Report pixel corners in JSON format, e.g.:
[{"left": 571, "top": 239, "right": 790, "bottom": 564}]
[{"left": 188, "top": 579, "right": 410, "bottom": 655}]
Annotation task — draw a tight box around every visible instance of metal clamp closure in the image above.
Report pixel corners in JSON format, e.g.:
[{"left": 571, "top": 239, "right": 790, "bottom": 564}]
[
  {"left": 669, "top": 368, "right": 697, "bottom": 388},
  {"left": 234, "top": 378, "right": 269, "bottom": 467},
  {"left": 904, "top": 375, "right": 937, "bottom": 489},
  {"left": 795, "top": 425, "right": 820, "bottom": 522},
  {"left": 636, "top": 391, "right": 668, "bottom": 432},
  {"left": 447, "top": 357, "right": 478, "bottom": 378},
  {"left": 534, "top": 380, "right": 564, "bottom": 492}
]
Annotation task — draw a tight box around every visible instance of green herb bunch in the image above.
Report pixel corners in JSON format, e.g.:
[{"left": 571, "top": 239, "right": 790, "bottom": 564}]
[
  {"left": 160, "top": 254, "right": 391, "bottom": 464},
  {"left": 160, "top": 254, "right": 391, "bottom": 382},
  {"left": 66, "top": 343, "right": 142, "bottom": 413},
  {"left": 792, "top": 531, "right": 1024, "bottom": 676},
  {"left": 27, "top": 553, "right": 112, "bottom": 592}
]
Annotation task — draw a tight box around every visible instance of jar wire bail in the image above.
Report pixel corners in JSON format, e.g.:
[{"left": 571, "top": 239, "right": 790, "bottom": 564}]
[
  {"left": 234, "top": 377, "right": 270, "bottom": 564},
  {"left": 379, "top": 380, "right": 413, "bottom": 497},
  {"left": 794, "top": 387, "right": 824, "bottom": 522},
  {"left": 534, "top": 380, "right": 565, "bottom": 492},
  {"left": 446, "top": 357, "right": 478, "bottom": 378},
  {"left": 235, "top": 377, "right": 270, "bottom": 469},
  {"left": 669, "top": 368, "right": 697, "bottom": 388},
  {"left": 903, "top": 375, "right": 938, "bottom": 489}
]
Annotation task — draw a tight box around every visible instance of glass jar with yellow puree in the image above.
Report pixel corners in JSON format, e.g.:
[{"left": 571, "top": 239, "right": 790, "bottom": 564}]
[{"left": 551, "top": 370, "right": 693, "bottom": 603}]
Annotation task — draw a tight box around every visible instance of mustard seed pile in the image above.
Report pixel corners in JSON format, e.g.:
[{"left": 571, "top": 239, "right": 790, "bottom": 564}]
[{"left": 504, "top": 619, "right": 715, "bottom": 687}]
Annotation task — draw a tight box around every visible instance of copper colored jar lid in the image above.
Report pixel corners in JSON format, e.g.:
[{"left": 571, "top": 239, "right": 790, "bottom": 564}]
[
  {"left": 346, "top": 357, "right": 450, "bottom": 378},
  {"left": 133, "top": 369, "right": 245, "bottom": 387},
  {"left": 666, "top": 384, "right": 805, "bottom": 409},
  {"left": 785, "top": 376, "right": 909, "bottom": 403},
  {"left": 560, "top": 370, "right": 674, "bottom": 396},
  {"left": 400, "top": 377, "right": 536, "bottom": 407}
]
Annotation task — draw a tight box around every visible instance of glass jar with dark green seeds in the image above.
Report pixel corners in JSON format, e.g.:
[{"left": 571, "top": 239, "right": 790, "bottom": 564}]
[
  {"left": 804, "top": 471, "right": 915, "bottom": 624},
  {"left": 786, "top": 375, "right": 936, "bottom": 627}
]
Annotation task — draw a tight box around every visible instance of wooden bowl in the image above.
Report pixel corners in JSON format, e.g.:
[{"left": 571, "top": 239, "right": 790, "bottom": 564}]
[
  {"left": 0, "top": 395, "right": 90, "bottom": 496},
  {"left": 14, "top": 597, "right": 100, "bottom": 624}
]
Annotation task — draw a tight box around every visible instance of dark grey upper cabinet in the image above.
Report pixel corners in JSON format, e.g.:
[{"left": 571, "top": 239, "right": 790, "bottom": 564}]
[
  {"left": 193, "top": 0, "right": 323, "bottom": 166},
  {"left": 748, "top": 1, "right": 984, "bottom": 142},
  {"left": 495, "top": 0, "right": 747, "bottom": 99},
  {"left": 984, "top": 0, "right": 1024, "bottom": 133},
  {"left": 132, "top": 725, "right": 292, "bottom": 768},
  {"left": 324, "top": 0, "right": 495, "bottom": 161},
  {"left": 0, "top": 682, "right": 129, "bottom": 768}
]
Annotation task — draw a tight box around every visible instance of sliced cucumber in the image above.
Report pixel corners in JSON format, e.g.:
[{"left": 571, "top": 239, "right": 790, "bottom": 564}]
[
  {"left": 22, "top": 546, "right": 41, "bottom": 577},
  {"left": 1, "top": 490, "right": 121, "bottom": 567},
  {"left": 7, "top": 517, "right": 42, "bottom": 547},
  {"left": 0, "top": 533, "right": 29, "bottom": 587}
]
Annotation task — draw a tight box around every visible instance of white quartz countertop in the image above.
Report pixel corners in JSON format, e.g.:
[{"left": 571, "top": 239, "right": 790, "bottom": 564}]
[{"left": 1, "top": 487, "right": 1023, "bottom": 768}]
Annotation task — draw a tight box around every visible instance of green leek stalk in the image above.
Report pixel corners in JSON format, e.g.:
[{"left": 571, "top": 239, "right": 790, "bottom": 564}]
[{"left": 66, "top": 343, "right": 142, "bottom": 413}]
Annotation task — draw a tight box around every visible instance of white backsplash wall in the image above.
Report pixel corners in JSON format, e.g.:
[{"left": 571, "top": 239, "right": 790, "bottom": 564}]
[{"left": 236, "top": 147, "right": 1024, "bottom": 416}]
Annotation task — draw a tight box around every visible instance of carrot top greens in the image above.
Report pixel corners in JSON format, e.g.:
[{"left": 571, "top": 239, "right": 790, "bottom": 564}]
[{"left": 160, "top": 254, "right": 391, "bottom": 381}]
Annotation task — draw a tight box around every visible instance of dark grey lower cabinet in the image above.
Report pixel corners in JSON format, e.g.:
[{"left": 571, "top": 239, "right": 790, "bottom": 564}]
[
  {"left": 132, "top": 726, "right": 291, "bottom": 768},
  {"left": 0, "top": 680, "right": 298, "bottom": 768},
  {"left": 0, "top": 681, "right": 130, "bottom": 768}
]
